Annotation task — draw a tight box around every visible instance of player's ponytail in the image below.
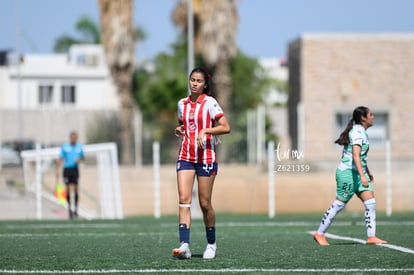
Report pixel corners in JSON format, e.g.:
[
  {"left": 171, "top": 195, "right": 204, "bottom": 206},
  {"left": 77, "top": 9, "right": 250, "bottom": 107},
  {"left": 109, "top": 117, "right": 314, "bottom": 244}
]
[
  {"left": 334, "top": 106, "right": 369, "bottom": 145},
  {"left": 335, "top": 119, "right": 354, "bottom": 145}
]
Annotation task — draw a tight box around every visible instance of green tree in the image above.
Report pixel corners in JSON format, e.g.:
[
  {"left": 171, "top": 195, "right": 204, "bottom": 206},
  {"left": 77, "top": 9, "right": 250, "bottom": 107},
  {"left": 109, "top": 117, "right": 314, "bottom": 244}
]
[
  {"left": 53, "top": 15, "right": 100, "bottom": 52},
  {"left": 134, "top": 38, "right": 188, "bottom": 117},
  {"left": 53, "top": 15, "right": 146, "bottom": 53}
]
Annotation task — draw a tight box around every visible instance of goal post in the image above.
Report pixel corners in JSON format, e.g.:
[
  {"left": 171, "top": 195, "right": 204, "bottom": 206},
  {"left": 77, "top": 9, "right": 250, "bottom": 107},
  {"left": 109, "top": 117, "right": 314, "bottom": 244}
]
[{"left": 20, "top": 142, "right": 123, "bottom": 220}]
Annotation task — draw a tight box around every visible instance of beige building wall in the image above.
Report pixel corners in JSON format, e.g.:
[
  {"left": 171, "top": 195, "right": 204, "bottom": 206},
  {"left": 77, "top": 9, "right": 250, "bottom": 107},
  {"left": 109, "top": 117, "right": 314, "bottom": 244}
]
[{"left": 288, "top": 34, "right": 414, "bottom": 170}]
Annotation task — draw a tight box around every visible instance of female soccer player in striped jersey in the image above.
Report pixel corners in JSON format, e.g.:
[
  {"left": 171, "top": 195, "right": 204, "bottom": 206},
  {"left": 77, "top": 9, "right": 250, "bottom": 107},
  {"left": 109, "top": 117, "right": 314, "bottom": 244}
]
[
  {"left": 172, "top": 68, "right": 230, "bottom": 259},
  {"left": 314, "top": 106, "right": 387, "bottom": 246}
]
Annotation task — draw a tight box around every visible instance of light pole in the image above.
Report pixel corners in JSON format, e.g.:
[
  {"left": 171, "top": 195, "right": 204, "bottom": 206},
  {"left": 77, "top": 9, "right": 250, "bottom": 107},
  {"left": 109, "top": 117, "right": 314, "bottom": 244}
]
[
  {"left": 187, "top": 0, "right": 201, "bottom": 219},
  {"left": 14, "top": 0, "right": 23, "bottom": 141},
  {"left": 187, "top": 0, "right": 194, "bottom": 86}
]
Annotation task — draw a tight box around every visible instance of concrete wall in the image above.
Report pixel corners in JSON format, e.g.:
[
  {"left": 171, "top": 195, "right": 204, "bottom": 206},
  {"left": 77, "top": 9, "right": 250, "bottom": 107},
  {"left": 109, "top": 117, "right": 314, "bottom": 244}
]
[{"left": 1, "top": 163, "right": 412, "bottom": 220}]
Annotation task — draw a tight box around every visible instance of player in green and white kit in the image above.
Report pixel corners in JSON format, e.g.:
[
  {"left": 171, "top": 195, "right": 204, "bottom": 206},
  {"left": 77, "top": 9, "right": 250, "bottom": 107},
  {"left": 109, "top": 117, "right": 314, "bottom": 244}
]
[{"left": 314, "top": 106, "right": 387, "bottom": 246}]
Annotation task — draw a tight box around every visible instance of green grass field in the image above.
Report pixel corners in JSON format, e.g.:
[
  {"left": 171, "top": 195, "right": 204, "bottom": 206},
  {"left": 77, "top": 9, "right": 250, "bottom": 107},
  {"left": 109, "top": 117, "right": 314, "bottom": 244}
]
[{"left": 1, "top": 212, "right": 413, "bottom": 274}]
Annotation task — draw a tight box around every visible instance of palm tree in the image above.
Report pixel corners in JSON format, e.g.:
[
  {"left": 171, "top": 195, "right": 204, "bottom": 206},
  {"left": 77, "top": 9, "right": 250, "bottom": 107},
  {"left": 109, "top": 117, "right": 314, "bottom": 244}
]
[
  {"left": 173, "top": 0, "right": 238, "bottom": 161},
  {"left": 99, "top": 0, "right": 135, "bottom": 164}
]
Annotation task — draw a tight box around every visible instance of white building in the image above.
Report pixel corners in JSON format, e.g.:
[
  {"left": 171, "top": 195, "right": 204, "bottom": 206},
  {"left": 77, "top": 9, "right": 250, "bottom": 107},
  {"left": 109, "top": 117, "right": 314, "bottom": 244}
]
[
  {"left": 0, "top": 44, "right": 119, "bottom": 146},
  {"left": 259, "top": 57, "right": 288, "bottom": 105},
  {"left": 258, "top": 57, "right": 290, "bottom": 148}
]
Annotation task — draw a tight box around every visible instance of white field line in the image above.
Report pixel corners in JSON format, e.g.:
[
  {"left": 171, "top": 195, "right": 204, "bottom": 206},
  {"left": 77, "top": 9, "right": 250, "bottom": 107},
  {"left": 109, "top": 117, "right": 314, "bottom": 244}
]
[
  {"left": 0, "top": 232, "right": 174, "bottom": 238},
  {"left": 3, "top": 223, "right": 123, "bottom": 229},
  {"left": 3, "top": 220, "right": 414, "bottom": 230},
  {"left": 1, "top": 268, "right": 414, "bottom": 273},
  {"left": 308, "top": 231, "right": 414, "bottom": 254},
  {"left": 217, "top": 220, "right": 414, "bottom": 227}
]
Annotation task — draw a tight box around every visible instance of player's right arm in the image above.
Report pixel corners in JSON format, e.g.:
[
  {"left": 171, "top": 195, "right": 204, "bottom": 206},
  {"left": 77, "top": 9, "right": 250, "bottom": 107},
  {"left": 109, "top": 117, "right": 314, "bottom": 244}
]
[
  {"left": 175, "top": 99, "right": 185, "bottom": 137},
  {"left": 175, "top": 124, "right": 185, "bottom": 137}
]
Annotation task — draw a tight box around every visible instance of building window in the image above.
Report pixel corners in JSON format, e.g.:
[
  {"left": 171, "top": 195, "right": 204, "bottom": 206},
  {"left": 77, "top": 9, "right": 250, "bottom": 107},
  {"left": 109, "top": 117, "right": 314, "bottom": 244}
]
[
  {"left": 367, "top": 113, "right": 389, "bottom": 147},
  {"left": 76, "top": 53, "right": 98, "bottom": 67},
  {"left": 335, "top": 111, "right": 389, "bottom": 147},
  {"left": 38, "top": 85, "right": 53, "bottom": 104},
  {"left": 61, "top": 85, "right": 76, "bottom": 104},
  {"left": 77, "top": 54, "right": 86, "bottom": 65}
]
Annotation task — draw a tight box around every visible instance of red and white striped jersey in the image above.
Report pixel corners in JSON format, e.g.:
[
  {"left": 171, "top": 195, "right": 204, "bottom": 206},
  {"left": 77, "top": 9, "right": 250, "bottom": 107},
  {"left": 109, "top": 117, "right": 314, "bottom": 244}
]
[{"left": 177, "top": 93, "right": 224, "bottom": 164}]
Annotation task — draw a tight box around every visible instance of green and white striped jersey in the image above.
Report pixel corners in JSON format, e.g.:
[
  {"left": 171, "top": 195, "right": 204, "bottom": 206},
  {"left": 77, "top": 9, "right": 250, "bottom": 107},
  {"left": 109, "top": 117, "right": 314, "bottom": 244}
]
[{"left": 337, "top": 124, "right": 369, "bottom": 172}]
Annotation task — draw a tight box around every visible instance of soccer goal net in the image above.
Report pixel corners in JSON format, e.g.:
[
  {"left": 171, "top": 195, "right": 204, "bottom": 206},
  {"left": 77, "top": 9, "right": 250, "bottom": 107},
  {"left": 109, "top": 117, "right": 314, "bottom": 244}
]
[{"left": 20, "top": 142, "right": 123, "bottom": 220}]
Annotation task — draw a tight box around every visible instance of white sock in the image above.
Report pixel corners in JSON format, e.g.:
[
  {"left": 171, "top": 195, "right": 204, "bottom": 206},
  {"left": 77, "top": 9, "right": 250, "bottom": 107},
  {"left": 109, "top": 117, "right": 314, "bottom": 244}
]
[
  {"left": 364, "top": 198, "right": 376, "bottom": 237},
  {"left": 317, "top": 200, "right": 345, "bottom": 235}
]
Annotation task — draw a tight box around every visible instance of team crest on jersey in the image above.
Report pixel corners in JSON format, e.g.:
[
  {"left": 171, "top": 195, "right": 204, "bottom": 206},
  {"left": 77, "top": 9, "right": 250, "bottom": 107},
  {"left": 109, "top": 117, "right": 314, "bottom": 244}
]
[
  {"left": 189, "top": 122, "right": 197, "bottom": 132},
  {"left": 189, "top": 113, "right": 194, "bottom": 120}
]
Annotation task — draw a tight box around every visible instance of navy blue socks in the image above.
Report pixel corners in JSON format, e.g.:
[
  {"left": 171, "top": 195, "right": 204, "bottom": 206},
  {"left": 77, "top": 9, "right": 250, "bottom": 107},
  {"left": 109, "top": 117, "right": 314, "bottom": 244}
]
[
  {"left": 179, "top": 224, "right": 190, "bottom": 244},
  {"left": 206, "top": 227, "right": 216, "bottom": 244}
]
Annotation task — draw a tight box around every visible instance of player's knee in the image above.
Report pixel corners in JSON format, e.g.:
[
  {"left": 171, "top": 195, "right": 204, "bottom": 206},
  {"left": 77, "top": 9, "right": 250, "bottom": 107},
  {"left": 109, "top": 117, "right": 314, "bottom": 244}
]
[
  {"left": 199, "top": 200, "right": 212, "bottom": 212},
  {"left": 178, "top": 195, "right": 192, "bottom": 204}
]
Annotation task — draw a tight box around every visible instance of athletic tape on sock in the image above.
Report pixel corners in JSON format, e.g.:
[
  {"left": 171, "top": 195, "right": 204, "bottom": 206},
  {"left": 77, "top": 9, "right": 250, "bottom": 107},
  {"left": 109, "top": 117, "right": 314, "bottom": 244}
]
[
  {"left": 364, "top": 198, "right": 376, "bottom": 206},
  {"left": 179, "top": 204, "right": 191, "bottom": 208}
]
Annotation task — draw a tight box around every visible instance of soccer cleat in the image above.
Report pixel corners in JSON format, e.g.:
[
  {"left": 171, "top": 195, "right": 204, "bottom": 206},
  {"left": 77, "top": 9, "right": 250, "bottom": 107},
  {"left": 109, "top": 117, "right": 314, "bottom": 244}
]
[
  {"left": 366, "top": 236, "right": 387, "bottom": 245},
  {"left": 203, "top": 243, "right": 217, "bottom": 259},
  {"left": 172, "top": 243, "right": 191, "bottom": 259},
  {"left": 314, "top": 232, "right": 330, "bottom": 246}
]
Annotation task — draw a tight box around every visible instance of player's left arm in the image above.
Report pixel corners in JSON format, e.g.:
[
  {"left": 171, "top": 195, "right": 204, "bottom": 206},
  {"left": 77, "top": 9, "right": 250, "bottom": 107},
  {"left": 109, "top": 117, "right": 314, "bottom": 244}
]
[
  {"left": 76, "top": 146, "right": 85, "bottom": 164},
  {"left": 56, "top": 146, "right": 64, "bottom": 179},
  {"left": 366, "top": 166, "right": 374, "bottom": 182},
  {"left": 197, "top": 116, "right": 230, "bottom": 147},
  {"left": 208, "top": 115, "right": 231, "bottom": 135}
]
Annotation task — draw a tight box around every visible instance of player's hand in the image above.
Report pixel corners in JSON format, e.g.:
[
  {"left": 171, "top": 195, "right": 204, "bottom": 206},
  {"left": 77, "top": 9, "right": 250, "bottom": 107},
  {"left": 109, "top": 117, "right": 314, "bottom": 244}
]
[
  {"left": 175, "top": 125, "right": 185, "bottom": 137},
  {"left": 197, "top": 130, "right": 205, "bottom": 148},
  {"left": 361, "top": 175, "right": 370, "bottom": 187}
]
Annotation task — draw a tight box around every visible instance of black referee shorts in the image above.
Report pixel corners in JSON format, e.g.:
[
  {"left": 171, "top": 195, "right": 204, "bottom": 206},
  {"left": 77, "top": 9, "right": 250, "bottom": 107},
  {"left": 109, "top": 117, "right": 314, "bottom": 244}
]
[{"left": 63, "top": 168, "right": 79, "bottom": 185}]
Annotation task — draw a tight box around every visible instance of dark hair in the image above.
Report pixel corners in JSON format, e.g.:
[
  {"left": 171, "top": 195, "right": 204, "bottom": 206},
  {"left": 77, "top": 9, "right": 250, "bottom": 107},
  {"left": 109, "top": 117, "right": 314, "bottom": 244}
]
[
  {"left": 189, "top": 67, "right": 211, "bottom": 95},
  {"left": 334, "top": 106, "right": 369, "bottom": 145}
]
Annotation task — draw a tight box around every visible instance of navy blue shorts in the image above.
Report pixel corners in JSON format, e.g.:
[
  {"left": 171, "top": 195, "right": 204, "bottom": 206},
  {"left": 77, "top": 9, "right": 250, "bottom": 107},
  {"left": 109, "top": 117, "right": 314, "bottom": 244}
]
[{"left": 176, "top": 160, "right": 218, "bottom": 177}]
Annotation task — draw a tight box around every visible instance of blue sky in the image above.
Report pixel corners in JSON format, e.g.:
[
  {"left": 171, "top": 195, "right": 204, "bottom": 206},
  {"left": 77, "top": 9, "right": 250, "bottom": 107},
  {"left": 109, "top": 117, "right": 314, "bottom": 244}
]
[{"left": 1, "top": 0, "right": 413, "bottom": 61}]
